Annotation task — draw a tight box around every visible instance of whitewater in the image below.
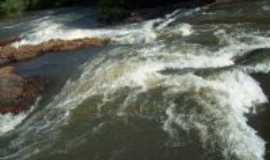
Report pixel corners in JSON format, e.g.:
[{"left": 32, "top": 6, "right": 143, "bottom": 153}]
[{"left": 1, "top": 0, "right": 270, "bottom": 160}]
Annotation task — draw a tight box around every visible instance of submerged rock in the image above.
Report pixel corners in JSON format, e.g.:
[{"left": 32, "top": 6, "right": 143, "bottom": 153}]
[
  {"left": 234, "top": 48, "right": 270, "bottom": 66},
  {"left": 0, "top": 66, "right": 43, "bottom": 114},
  {"left": 0, "top": 37, "right": 110, "bottom": 66}
]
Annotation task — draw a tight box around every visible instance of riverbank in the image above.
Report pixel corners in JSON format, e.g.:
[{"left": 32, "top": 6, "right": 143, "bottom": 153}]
[{"left": 0, "top": 0, "right": 230, "bottom": 24}]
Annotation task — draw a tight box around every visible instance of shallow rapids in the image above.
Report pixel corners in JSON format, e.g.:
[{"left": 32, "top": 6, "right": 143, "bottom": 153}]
[{"left": 1, "top": 0, "right": 270, "bottom": 160}]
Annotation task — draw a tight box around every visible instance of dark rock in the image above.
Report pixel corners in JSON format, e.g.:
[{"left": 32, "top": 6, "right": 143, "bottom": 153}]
[
  {"left": 233, "top": 48, "right": 270, "bottom": 66},
  {"left": 249, "top": 73, "right": 270, "bottom": 160},
  {"left": 0, "top": 66, "right": 43, "bottom": 114}
]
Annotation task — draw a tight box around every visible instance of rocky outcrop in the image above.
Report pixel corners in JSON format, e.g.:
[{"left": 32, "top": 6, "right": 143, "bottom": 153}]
[
  {"left": 0, "top": 37, "right": 110, "bottom": 114},
  {"left": 0, "top": 37, "right": 110, "bottom": 66},
  {"left": 0, "top": 66, "right": 43, "bottom": 114},
  {"left": 0, "top": 36, "right": 110, "bottom": 114}
]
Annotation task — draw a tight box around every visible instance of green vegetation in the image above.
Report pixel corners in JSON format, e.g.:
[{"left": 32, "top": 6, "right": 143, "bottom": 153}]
[
  {"left": 97, "top": 0, "right": 130, "bottom": 23},
  {"left": 0, "top": 0, "right": 80, "bottom": 17},
  {"left": 0, "top": 0, "right": 26, "bottom": 16},
  {"left": 97, "top": 0, "right": 183, "bottom": 23},
  {"left": 0, "top": 0, "right": 209, "bottom": 21}
]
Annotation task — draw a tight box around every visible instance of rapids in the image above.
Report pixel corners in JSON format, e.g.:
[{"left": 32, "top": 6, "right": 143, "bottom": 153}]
[{"left": 1, "top": 1, "right": 270, "bottom": 160}]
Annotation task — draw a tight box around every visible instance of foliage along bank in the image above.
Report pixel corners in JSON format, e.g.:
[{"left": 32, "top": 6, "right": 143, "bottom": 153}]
[{"left": 0, "top": 0, "right": 215, "bottom": 21}]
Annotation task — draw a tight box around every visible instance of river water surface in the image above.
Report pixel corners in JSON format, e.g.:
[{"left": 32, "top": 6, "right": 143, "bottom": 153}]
[{"left": 1, "top": 1, "right": 270, "bottom": 160}]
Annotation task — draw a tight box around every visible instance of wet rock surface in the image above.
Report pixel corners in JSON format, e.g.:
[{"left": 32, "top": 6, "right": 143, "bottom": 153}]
[
  {"left": 0, "top": 66, "right": 43, "bottom": 114},
  {"left": 0, "top": 37, "right": 110, "bottom": 66}
]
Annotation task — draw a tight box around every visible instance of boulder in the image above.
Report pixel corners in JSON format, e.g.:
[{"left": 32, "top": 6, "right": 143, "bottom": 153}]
[
  {"left": 0, "top": 66, "right": 43, "bottom": 114},
  {"left": 0, "top": 37, "right": 110, "bottom": 66}
]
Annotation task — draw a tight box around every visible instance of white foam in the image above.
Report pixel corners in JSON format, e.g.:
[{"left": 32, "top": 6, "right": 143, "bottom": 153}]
[
  {"left": 0, "top": 113, "right": 27, "bottom": 135},
  {"left": 12, "top": 9, "right": 196, "bottom": 47},
  {"left": 177, "top": 23, "right": 194, "bottom": 37},
  {"left": 0, "top": 98, "right": 39, "bottom": 136},
  {"left": 215, "top": 30, "right": 270, "bottom": 60},
  {"left": 244, "top": 62, "right": 270, "bottom": 73},
  {"left": 163, "top": 70, "right": 267, "bottom": 160},
  {"left": 262, "top": 5, "right": 270, "bottom": 11},
  {"left": 3, "top": 6, "right": 270, "bottom": 160}
]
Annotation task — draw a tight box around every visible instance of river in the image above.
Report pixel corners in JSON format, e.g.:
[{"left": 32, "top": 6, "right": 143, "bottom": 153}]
[{"left": 0, "top": 1, "right": 270, "bottom": 160}]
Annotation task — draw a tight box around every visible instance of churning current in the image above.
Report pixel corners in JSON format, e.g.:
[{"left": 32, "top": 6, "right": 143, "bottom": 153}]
[{"left": 1, "top": 0, "right": 270, "bottom": 160}]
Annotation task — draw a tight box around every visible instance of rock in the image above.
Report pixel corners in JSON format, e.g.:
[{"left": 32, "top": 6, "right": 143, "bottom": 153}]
[
  {"left": 233, "top": 48, "right": 270, "bottom": 66},
  {"left": 0, "top": 66, "right": 16, "bottom": 75},
  {"left": 0, "top": 66, "right": 43, "bottom": 114},
  {"left": 0, "top": 37, "right": 110, "bottom": 66},
  {"left": 0, "top": 37, "right": 109, "bottom": 114}
]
